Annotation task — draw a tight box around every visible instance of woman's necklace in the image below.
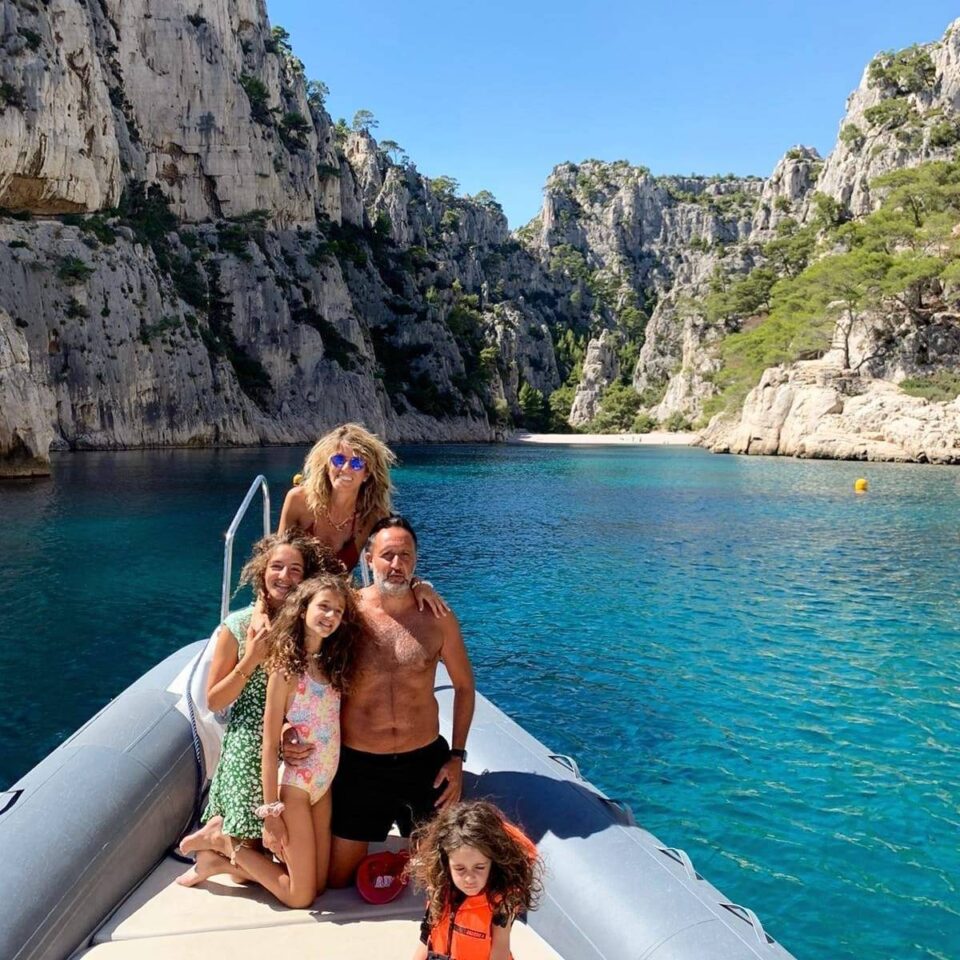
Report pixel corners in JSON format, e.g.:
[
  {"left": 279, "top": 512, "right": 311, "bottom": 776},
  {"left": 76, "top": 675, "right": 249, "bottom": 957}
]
[{"left": 324, "top": 505, "right": 355, "bottom": 531}]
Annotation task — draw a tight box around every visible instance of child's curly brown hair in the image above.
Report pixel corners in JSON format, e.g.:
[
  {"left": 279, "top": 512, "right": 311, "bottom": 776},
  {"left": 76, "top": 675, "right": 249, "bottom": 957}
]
[
  {"left": 407, "top": 800, "right": 542, "bottom": 925},
  {"left": 237, "top": 527, "right": 345, "bottom": 603},
  {"left": 263, "top": 574, "right": 360, "bottom": 692}
]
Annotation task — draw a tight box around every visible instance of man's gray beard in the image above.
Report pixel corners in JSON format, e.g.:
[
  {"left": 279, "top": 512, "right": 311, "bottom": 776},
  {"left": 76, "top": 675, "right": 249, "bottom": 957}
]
[{"left": 373, "top": 570, "right": 411, "bottom": 596}]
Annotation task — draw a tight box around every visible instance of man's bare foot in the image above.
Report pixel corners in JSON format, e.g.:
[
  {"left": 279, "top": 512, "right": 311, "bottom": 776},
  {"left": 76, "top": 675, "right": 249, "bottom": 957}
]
[
  {"left": 178, "top": 816, "right": 224, "bottom": 856},
  {"left": 176, "top": 849, "right": 228, "bottom": 887}
]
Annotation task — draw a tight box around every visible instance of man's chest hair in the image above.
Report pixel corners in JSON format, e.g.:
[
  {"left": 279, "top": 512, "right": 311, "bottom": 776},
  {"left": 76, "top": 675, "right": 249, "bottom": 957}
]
[{"left": 365, "top": 615, "right": 441, "bottom": 670}]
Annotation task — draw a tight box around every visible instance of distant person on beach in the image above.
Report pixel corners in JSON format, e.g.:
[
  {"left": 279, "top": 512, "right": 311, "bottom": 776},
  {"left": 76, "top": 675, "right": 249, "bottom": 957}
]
[
  {"left": 278, "top": 422, "right": 448, "bottom": 616},
  {"left": 283, "top": 516, "right": 476, "bottom": 888},
  {"left": 406, "top": 800, "right": 542, "bottom": 960},
  {"left": 176, "top": 530, "right": 340, "bottom": 886},
  {"left": 179, "top": 574, "right": 361, "bottom": 907}
]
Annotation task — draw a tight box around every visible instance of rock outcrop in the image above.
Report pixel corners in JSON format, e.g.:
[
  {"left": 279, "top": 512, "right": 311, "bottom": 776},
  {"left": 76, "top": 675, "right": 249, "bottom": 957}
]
[
  {"left": 701, "top": 356, "right": 960, "bottom": 463},
  {"left": 613, "top": 18, "right": 960, "bottom": 452},
  {"left": 569, "top": 329, "right": 620, "bottom": 426}
]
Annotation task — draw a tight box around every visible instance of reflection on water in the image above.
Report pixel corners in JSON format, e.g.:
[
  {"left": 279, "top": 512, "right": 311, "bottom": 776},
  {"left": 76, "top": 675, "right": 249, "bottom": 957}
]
[{"left": 1, "top": 444, "right": 958, "bottom": 960}]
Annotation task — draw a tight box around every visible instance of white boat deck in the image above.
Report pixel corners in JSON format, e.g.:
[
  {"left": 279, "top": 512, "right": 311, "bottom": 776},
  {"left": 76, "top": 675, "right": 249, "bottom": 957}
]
[{"left": 75, "top": 842, "right": 562, "bottom": 960}]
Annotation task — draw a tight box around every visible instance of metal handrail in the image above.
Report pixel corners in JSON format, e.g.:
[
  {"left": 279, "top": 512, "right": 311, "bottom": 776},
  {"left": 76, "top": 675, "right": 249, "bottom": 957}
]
[{"left": 220, "top": 475, "right": 271, "bottom": 621}]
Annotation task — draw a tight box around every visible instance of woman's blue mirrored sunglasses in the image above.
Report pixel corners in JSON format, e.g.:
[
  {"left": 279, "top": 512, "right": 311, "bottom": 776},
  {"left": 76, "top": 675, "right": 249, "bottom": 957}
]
[{"left": 330, "top": 453, "right": 366, "bottom": 471}]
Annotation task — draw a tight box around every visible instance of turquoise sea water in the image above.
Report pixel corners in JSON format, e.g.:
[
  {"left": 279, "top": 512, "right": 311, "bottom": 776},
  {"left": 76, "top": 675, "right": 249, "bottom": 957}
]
[{"left": 1, "top": 444, "right": 958, "bottom": 960}]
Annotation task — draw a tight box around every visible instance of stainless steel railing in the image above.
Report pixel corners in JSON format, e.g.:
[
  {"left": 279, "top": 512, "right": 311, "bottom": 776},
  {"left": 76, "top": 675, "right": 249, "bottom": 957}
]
[{"left": 220, "top": 475, "right": 271, "bottom": 621}]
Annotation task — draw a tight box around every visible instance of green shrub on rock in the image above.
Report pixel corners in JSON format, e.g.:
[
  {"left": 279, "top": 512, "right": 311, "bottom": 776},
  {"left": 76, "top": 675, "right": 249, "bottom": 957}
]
[
  {"left": 279, "top": 111, "right": 310, "bottom": 150},
  {"left": 661, "top": 411, "right": 692, "bottom": 432},
  {"left": 867, "top": 45, "right": 936, "bottom": 94},
  {"left": 900, "top": 371, "right": 960, "bottom": 401},
  {"left": 929, "top": 121, "right": 960, "bottom": 149},
  {"left": 239, "top": 75, "right": 272, "bottom": 125},
  {"left": 863, "top": 97, "right": 918, "bottom": 130},
  {"left": 840, "top": 123, "right": 865, "bottom": 150},
  {"left": 589, "top": 381, "right": 641, "bottom": 433},
  {"left": 631, "top": 411, "right": 656, "bottom": 433},
  {"left": 57, "top": 256, "right": 94, "bottom": 285}
]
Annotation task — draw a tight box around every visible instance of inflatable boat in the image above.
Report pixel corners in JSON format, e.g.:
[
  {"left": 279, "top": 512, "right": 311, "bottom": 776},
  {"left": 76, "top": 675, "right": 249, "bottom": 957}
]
[{"left": 0, "top": 478, "right": 797, "bottom": 960}]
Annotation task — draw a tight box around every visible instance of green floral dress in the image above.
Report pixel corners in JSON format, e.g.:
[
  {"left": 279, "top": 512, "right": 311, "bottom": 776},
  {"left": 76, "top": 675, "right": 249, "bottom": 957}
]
[{"left": 202, "top": 606, "right": 267, "bottom": 839}]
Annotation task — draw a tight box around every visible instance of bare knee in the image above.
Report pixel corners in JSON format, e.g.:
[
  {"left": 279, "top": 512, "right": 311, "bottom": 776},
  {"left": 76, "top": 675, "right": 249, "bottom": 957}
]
[
  {"left": 288, "top": 891, "right": 316, "bottom": 909},
  {"left": 277, "top": 881, "right": 316, "bottom": 909}
]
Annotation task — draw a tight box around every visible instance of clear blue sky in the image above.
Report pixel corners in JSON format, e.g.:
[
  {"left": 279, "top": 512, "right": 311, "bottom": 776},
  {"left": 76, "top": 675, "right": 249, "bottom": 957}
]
[{"left": 266, "top": 1, "right": 960, "bottom": 228}]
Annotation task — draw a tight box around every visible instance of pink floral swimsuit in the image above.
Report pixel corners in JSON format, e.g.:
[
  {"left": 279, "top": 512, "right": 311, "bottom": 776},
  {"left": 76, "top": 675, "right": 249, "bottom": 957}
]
[{"left": 280, "top": 673, "right": 341, "bottom": 804}]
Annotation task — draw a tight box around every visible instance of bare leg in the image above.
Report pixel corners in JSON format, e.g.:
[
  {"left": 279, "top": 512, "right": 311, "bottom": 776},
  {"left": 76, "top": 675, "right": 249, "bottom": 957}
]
[
  {"left": 328, "top": 835, "right": 369, "bottom": 888},
  {"left": 178, "top": 816, "right": 224, "bottom": 856},
  {"left": 229, "top": 786, "right": 318, "bottom": 908},
  {"left": 312, "top": 791, "right": 333, "bottom": 895},
  {"left": 176, "top": 849, "right": 245, "bottom": 887}
]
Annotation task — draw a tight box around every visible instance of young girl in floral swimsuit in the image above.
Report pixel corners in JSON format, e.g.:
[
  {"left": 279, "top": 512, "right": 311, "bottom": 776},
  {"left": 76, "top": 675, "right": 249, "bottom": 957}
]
[
  {"left": 178, "top": 573, "right": 360, "bottom": 907},
  {"left": 177, "top": 529, "right": 333, "bottom": 886}
]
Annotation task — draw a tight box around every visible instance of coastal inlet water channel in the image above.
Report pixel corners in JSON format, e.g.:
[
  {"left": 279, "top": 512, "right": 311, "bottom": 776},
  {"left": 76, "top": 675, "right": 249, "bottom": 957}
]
[{"left": 1, "top": 443, "right": 957, "bottom": 960}]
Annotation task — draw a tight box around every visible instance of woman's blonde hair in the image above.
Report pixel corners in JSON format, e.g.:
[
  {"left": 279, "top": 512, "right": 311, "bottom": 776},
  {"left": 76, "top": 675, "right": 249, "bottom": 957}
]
[
  {"left": 299, "top": 423, "right": 396, "bottom": 529},
  {"left": 264, "top": 574, "right": 360, "bottom": 692}
]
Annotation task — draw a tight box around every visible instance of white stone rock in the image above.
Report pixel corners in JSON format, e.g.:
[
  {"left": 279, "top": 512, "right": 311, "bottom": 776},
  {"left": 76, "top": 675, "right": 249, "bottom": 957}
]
[{"left": 569, "top": 329, "right": 620, "bottom": 426}]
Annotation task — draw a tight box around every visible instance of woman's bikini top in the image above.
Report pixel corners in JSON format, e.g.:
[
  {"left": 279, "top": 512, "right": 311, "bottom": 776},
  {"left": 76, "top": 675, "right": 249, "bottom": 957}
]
[{"left": 305, "top": 514, "right": 359, "bottom": 573}]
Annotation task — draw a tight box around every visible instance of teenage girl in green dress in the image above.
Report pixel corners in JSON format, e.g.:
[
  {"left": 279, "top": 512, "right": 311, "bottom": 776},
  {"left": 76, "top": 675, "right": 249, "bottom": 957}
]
[{"left": 176, "top": 529, "right": 337, "bottom": 886}]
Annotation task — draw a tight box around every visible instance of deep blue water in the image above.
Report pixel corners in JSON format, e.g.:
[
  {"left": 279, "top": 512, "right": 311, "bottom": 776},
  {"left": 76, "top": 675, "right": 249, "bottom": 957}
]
[{"left": 1, "top": 444, "right": 958, "bottom": 960}]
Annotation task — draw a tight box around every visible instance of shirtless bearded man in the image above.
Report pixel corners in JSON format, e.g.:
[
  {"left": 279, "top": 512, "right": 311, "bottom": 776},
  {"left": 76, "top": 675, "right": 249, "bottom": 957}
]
[{"left": 325, "top": 516, "right": 475, "bottom": 886}]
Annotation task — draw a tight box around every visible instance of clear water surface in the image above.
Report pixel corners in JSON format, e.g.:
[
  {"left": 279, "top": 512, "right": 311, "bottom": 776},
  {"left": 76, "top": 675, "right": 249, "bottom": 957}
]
[{"left": 0, "top": 443, "right": 957, "bottom": 960}]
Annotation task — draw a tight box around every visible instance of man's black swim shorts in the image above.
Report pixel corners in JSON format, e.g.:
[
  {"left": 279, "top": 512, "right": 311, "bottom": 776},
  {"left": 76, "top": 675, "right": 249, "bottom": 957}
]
[{"left": 331, "top": 736, "right": 449, "bottom": 841}]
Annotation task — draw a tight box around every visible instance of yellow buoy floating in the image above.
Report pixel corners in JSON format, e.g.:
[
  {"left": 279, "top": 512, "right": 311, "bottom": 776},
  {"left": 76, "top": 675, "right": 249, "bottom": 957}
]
[
  {"left": 854, "top": 477, "right": 868, "bottom": 493},
  {"left": 292, "top": 472, "right": 304, "bottom": 486}
]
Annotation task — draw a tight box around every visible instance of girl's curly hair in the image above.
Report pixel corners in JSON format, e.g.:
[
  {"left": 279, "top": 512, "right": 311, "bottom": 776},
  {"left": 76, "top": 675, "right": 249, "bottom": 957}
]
[
  {"left": 299, "top": 423, "right": 396, "bottom": 531},
  {"left": 407, "top": 801, "right": 542, "bottom": 926},
  {"left": 237, "top": 528, "right": 345, "bottom": 606},
  {"left": 263, "top": 575, "right": 360, "bottom": 692}
]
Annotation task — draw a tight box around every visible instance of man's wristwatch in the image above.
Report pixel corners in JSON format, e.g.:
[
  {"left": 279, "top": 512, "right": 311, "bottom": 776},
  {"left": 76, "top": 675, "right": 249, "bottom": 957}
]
[{"left": 449, "top": 747, "right": 467, "bottom": 762}]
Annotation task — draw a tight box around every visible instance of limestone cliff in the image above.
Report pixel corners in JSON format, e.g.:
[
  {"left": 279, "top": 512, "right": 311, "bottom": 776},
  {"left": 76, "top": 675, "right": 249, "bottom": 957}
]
[
  {"left": 815, "top": 24, "right": 960, "bottom": 218},
  {"left": 3, "top": 2, "right": 960, "bottom": 474},
  {"left": 537, "top": 18, "right": 960, "bottom": 458},
  {"left": 694, "top": 20, "right": 960, "bottom": 461},
  {"left": 701, "top": 353, "right": 960, "bottom": 465},
  {"left": 0, "top": 0, "right": 569, "bottom": 474}
]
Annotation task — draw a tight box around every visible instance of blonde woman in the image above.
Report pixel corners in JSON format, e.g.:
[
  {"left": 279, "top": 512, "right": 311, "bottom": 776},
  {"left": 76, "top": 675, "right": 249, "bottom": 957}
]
[{"left": 279, "top": 423, "right": 448, "bottom": 615}]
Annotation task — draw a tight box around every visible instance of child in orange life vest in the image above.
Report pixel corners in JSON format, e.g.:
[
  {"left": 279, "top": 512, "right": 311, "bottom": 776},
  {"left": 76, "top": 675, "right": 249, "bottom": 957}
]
[{"left": 407, "top": 801, "right": 543, "bottom": 960}]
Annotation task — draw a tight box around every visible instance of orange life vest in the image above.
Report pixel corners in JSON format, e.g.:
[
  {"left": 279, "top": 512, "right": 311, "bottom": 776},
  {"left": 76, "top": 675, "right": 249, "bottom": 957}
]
[
  {"left": 427, "top": 893, "right": 510, "bottom": 960},
  {"left": 424, "top": 819, "right": 537, "bottom": 960}
]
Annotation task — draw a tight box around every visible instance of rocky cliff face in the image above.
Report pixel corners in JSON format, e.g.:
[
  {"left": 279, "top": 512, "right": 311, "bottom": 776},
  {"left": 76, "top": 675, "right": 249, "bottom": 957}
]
[
  {"left": 523, "top": 159, "right": 764, "bottom": 428},
  {"left": 815, "top": 24, "right": 960, "bottom": 218},
  {"left": 694, "top": 20, "right": 960, "bottom": 460},
  {"left": 547, "top": 18, "right": 960, "bottom": 454},
  {"left": 0, "top": 0, "right": 574, "bottom": 474},
  {"left": 569, "top": 328, "right": 619, "bottom": 425},
  {"left": 3, "top": 3, "right": 960, "bottom": 475}
]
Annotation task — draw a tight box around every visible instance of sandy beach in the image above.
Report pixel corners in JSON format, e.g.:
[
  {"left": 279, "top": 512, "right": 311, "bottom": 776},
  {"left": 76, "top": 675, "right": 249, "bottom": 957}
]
[{"left": 508, "top": 431, "right": 698, "bottom": 446}]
